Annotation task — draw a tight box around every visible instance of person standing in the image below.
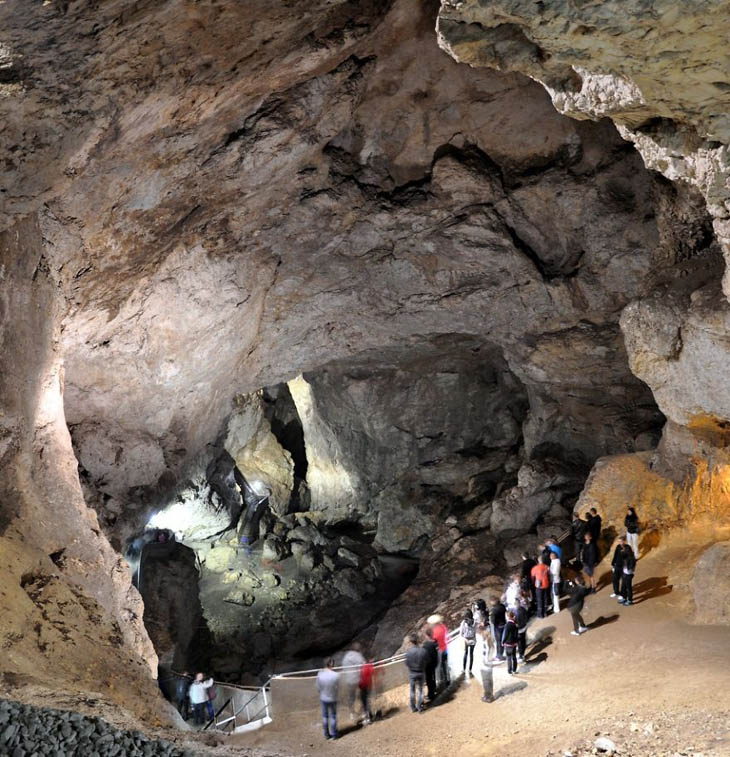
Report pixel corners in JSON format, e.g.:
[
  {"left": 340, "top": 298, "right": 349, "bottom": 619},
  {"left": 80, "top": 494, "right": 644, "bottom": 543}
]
[
  {"left": 501, "top": 611, "right": 519, "bottom": 675},
  {"left": 571, "top": 514, "right": 587, "bottom": 564},
  {"left": 405, "top": 634, "right": 428, "bottom": 712},
  {"left": 460, "top": 609, "right": 477, "bottom": 676},
  {"left": 546, "top": 537, "right": 563, "bottom": 560},
  {"left": 358, "top": 657, "right": 375, "bottom": 724},
  {"left": 549, "top": 551, "right": 562, "bottom": 615},
  {"left": 176, "top": 672, "right": 191, "bottom": 720},
  {"left": 515, "top": 594, "right": 529, "bottom": 663},
  {"left": 520, "top": 552, "right": 537, "bottom": 608},
  {"left": 188, "top": 673, "right": 214, "bottom": 726},
  {"left": 206, "top": 680, "right": 217, "bottom": 721},
  {"left": 566, "top": 575, "right": 589, "bottom": 636},
  {"left": 489, "top": 598, "right": 506, "bottom": 662},
  {"left": 619, "top": 542, "right": 637, "bottom": 606},
  {"left": 341, "top": 642, "right": 365, "bottom": 720},
  {"left": 582, "top": 532, "right": 599, "bottom": 593},
  {"left": 531, "top": 558, "right": 550, "bottom": 618},
  {"left": 625, "top": 506, "right": 640, "bottom": 559},
  {"left": 422, "top": 627, "right": 439, "bottom": 703},
  {"left": 589, "top": 508, "right": 602, "bottom": 544},
  {"left": 316, "top": 658, "right": 340, "bottom": 740},
  {"left": 610, "top": 537, "right": 626, "bottom": 598},
  {"left": 502, "top": 573, "right": 522, "bottom": 612},
  {"left": 429, "top": 615, "right": 450, "bottom": 689}
]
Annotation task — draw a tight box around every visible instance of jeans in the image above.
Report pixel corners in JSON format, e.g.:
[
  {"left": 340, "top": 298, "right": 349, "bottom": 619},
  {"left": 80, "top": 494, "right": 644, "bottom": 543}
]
[
  {"left": 504, "top": 644, "right": 517, "bottom": 673},
  {"left": 569, "top": 608, "right": 585, "bottom": 632},
  {"left": 517, "top": 630, "right": 526, "bottom": 659},
  {"left": 409, "top": 676, "right": 424, "bottom": 711},
  {"left": 536, "top": 587, "right": 548, "bottom": 618},
  {"left": 627, "top": 532, "right": 639, "bottom": 559},
  {"left": 425, "top": 664, "right": 437, "bottom": 701},
  {"left": 612, "top": 567, "right": 622, "bottom": 595},
  {"left": 437, "top": 649, "right": 450, "bottom": 688},
  {"left": 463, "top": 642, "right": 475, "bottom": 672},
  {"left": 320, "top": 700, "right": 337, "bottom": 739},
  {"left": 192, "top": 702, "right": 206, "bottom": 725},
  {"left": 492, "top": 624, "right": 504, "bottom": 658},
  {"left": 621, "top": 572, "right": 634, "bottom": 603},
  {"left": 359, "top": 687, "right": 373, "bottom": 721}
]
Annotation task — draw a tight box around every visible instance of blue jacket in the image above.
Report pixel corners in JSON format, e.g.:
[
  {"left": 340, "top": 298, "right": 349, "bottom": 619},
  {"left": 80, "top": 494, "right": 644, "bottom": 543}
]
[{"left": 547, "top": 543, "right": 563, "bottom": 559}]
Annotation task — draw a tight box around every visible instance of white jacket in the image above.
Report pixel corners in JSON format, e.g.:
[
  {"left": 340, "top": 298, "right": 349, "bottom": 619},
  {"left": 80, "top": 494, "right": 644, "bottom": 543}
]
[{"left": 188, "top": 679, "right": 213, "bottom": 704}]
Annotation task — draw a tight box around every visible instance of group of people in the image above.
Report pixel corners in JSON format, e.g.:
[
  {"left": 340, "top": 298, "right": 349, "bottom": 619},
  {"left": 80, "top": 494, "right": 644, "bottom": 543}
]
[
  {"left": 314, "top": 506, "right": 642, "bottom": 740},
  {"left": 175, "top": 672, "right": 217, "bottom": 726}
]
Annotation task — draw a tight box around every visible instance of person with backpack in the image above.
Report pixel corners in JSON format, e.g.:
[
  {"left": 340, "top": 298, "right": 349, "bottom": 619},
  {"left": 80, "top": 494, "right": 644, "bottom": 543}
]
[
  {"left": 610, "top": 536, "right": 626, "bottom": 598},
  {"left": 625, "top": 506, "right": 640, "bottom": 559},
  {"left": 460, "top": 609, "right": 477, "bottom": 676},
  {"left": 422, "top": 627, "right": 439, "bottom": 703},
  {"left": 489, "top": 597, "right": 506, "bottom": 662},
  {"left": 404, "top": 634, "right": 428, "bottom": 712},
  {"left": 501, "top": 611, "right": 519, "bottom": 675},
  {"left": 619, "top": 542, "right": 637, "bottom": 605},
  {"left": 566, "top": 574, "right": 589, "bottom": 636},
  {"left": 549, "top": 551, "right": 562, "bottom": 614},
  {"left": 531, "top": 558, "right": 550, "bottom": 618},
  {"left": 316, "top": 658, "right": 340, "bottom": 740},
  {"left": 582, "top": 532, "right": 599, "bottom": 593}
]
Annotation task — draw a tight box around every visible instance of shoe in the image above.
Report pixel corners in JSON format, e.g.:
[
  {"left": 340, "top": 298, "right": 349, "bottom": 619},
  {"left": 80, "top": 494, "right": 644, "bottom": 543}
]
[
  {"left": 609, "top": 593, "right": 617, "bottom": 598},
  {"left": 571, "top": 631, "right": 580, "bottom": 636},
  {"left": 578, "top": 626, "right": 588, "bottom": 633},
  {"left": 517, "top": 657, "right": 525, "bottom": 663},
  {"left": 618, "top": 598, "right": 626, "bottom": 604},
  {"left": 624, "top": 600, "right": 633, "bottom": 605},
  {"left": 493, "top": 657, "right": 505, "bottom": 664}
]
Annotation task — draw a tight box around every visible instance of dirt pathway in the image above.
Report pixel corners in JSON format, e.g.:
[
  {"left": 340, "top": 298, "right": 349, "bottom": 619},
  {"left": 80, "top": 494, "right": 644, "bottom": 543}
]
[{"left": 233, "top": 531, "right": 730, "bottom": 756}]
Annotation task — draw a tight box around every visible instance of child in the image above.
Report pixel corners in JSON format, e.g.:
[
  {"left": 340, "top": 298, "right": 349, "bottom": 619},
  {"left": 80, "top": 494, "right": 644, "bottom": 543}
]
[{"left": 501, "top": 611, "right": 519, "bottom": 675}]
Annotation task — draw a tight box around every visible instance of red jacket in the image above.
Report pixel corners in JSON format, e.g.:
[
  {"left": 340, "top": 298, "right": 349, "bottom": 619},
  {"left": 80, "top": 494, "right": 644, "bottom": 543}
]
[
  {"left": 531, "top": 562, "right": 550, "bottom": 589},
  {"left": 432, "top": 622, "right": 448, "bottom": 652},
  {"left": 359, "top": 662, "right": 375, "bottom": 690}
]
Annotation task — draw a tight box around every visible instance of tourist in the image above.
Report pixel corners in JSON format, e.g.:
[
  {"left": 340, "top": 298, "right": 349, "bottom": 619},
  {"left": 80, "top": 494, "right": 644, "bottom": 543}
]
[
  {"left": 566, "top": 574, "right": 589, "bottom": 636},
  {"left": 501, "top": 611, "right": 519, "bottom": 675},
  {"left": 460, "top": 609, "right": 477, "bottom": 676},
  {"left": 341, "top": 642, "right": 365, "bottom": 720},
  {"left": 589, "top": 508, "right": 602, "bottom": 544},
  {"left": 625, "top": 506, "right": 640, "bottom": 559},
  {"left": 546, "top": 537, "right": 563, "bottom": 560},
  {"left": 549, "top": 551, "right": 562, "bottom": 615},
  {"left": 520, "top": 551, "right": 537, "bottom": 605},
  {"left": 428, "top": 615, "right": 450, "bottom": 689},
  {"left": 619, "top": 541, "right": 637, "bottom": 606},
  {"left": 531, "top": 557, "right": 550, "bottom": 618},
  {"left": 571, "top": 513, "right": 587, "bottom": 564},
  {"left": 206, "top": 680, "right": 217, "bottom": 721},
  {"left": 610, "top": 536, "right": 626, "bottom": 598},
  {"left": 405, "top": 634, "right": 428, "bottom": 713},
  {"left": 502, "top": 573, "right": 522, "bottom": 611},
  {"left": 175, "top": 672, "right": 191, "bottom": 720},
  {"left": 316, "top": 658, "right": 339, "bottom": 740},
  {"left": 582, "top": 532, "right": 599, "bottom": 593},
  {"left": 539, "top": 542, "right": 552, "bottom": 566},
  {"left": 422, "top": 626, "right": 439, "bottom": 703},
  {"left": 188, "top": 672, "right": 214, "bottom": 726},
  {"left": 358, "top": 656, "right": 375, "bottom": 725},
  {"left": 472, "top": 598, "right": 488, "bottom": 630},
  {"left": 515, "top": 594, "right": 529, "bottom": 663},
  {"left": 489, "top": 598, "right": 506, "bottom": 662}
]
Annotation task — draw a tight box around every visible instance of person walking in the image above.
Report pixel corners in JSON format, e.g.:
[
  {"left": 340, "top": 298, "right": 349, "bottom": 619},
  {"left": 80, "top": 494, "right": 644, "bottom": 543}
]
[
  {"left": 316, "top": 658, "right": 340, "bottom": 740},
  {"left": 188, "top": 673, "right": 214, "bottom": 726},
  {"left": 358, "top": 657, "right": 375, "bottom": 724},
  {"left": 405, "top": 634, "right": 428, "bottom": 713},
  {"left": 625, "top": 506, "right": 640, "bottom": 559},
  {"left": 566, "top": 574, "right": 589, "bottom": 636},
  {"left": 341, "top": 642, "right": 365, "bottom": 720},
  {"left": 429, "top": 615, "right": 450, "bottom": 689},
  {"left": 422, "top": 627, "right": 439, "bottom": 703},
  {"left": 489, "top": 598, "right": 506, "bottom": 662},
  {"left": 619, "top": 542, "right": 637, "bottom": 606},
  {"left": 549, "top": 551, "right": 562, "bottom": 614},
  {"left": 582, "top": 532, "right": 599, "bottom": 593},
  {"left": 460, "top": 609, "right": 477, "bottom": 676},
  {"left": 610, "top": 537, "right": 626, "bottom": 598},
  {"left": 501, "top": 611, "right": 519, "bottom": 675},
  {"left": 531, "top": 558, "right": 550, "bottom": 618}
]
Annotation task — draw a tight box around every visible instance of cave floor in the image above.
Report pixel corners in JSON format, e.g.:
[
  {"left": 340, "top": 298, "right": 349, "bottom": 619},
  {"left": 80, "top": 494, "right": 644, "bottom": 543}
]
[{"left": 232, "top": 529, "right": 730, "bottom": 756}]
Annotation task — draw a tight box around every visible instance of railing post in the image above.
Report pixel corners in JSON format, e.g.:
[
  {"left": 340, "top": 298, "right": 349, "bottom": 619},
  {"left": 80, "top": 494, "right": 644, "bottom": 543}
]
[{"left": 263, "top": 685, "right": 269, "bottom": 720}]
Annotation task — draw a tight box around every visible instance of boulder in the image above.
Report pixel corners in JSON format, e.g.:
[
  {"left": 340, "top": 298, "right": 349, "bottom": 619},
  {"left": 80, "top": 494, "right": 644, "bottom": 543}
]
[
  {"left": 691, "top": 541, "right": 730, "bottom": 625},
  {"left": 262, "top": 536, "right": 288, "bottom": 562},
  {"left": 204, "top": 545, "right": 238, "bottom": 573}
]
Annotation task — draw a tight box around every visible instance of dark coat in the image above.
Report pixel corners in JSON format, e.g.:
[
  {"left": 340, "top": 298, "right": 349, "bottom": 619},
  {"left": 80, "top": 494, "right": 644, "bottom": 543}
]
[
  {"left": 501, "top": 620, "right": 519, "bottom": 647},
  {"left": 489, "top": 602, "right": 506, "bottom": 627},
  {"left": 566, "top": 582, "right": 588, "bottom": 612},
  {"left": 405, "top": 646, "right": 428, "bottom": 678},
  {"left": 423, "top": 639, "right": 439, "bottom": 671},
  {"left": 625, "top": 512, "right": 639, "bottom": 534},
  {"left": 583, "top": 541, "right": 599, "bottom": 569},
  {"left": 588, "top": 514, "right": 602, "bottom": 541},
  {"left": 611, "top": 545, "right": 624, "bottom": 570}
]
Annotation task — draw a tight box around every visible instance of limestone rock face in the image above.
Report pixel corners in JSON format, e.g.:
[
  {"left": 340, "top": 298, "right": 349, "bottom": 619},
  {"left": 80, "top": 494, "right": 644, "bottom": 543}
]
[{"left": 691, "top": 542, "right": 730, "bottom": 625}]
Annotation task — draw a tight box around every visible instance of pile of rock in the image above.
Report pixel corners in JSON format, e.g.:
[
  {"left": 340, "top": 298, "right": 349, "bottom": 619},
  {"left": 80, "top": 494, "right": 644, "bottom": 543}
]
[{"left": 0, "top": 699, "right": 188, "bottom": 757}]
